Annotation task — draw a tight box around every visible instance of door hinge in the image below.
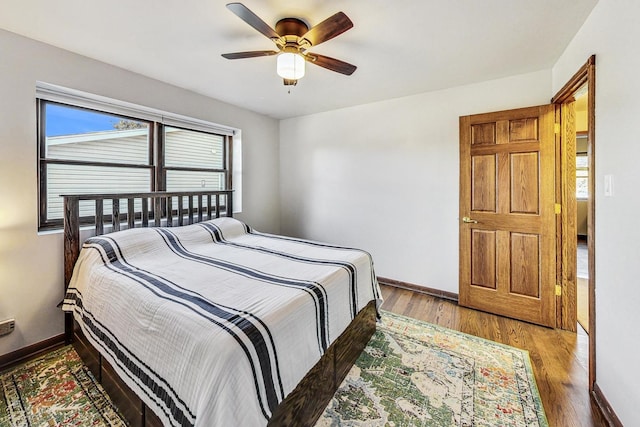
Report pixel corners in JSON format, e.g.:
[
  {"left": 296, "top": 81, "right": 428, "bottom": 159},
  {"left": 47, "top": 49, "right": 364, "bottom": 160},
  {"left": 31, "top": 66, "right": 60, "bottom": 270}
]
[
  {"left": 555, "top": 284, "right": 562, "bottom": 296},
  {"left": 555, "top": 203, "right": 562, "bottom": 214},
  {"left": 554, "top": 123, "right": 561, "bottom": 134}
]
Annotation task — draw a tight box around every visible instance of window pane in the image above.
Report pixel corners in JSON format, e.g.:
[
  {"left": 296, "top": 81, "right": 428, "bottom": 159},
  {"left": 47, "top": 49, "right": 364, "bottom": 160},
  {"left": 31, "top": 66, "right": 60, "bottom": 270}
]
[
  {"left": 576, "top": 154, "right": 588, "bottom": 169},
  {"left": 576, "top": 178, "right": 589, "bottom": 199},
  {"left": 45, "top": 103, "right": 149, "bottom": 165},
  {"left": 165, "top": 127, "right": 224, "bottom": 169},
  {"left": 166, "top": 170, "right": 225, "bottom": 192},
  {"left": 576, "top": 154, "right": 588, "bottom": 198},
  {"left": 46, "top": 163, "right": 151, "bottom": 219}
]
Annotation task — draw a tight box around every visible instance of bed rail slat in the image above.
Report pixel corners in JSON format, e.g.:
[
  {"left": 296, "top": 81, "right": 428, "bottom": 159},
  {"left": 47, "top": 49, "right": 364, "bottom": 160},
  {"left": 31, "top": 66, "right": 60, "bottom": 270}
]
[
  {"left": 112, "top": 198, "right": 120, "bottom": 232},
  {"left": 127, "top": 198, "right": 135, "bottom": 229},
  {"left": 207, "top": 195, "right": 213, "bottom": 220},
  {"left": 165, "top": 197, "right": 172, "bottom": 227},
  {"left": 141, "top": 198, "right": 149, "bottom": 227},
  {"left": 178, "top": 197, "right": 184, "bottom": 226},
  {"left": 188, "top": 196, "right": 194, "bottom": 225},
  {"left": 95, "top": 200, "right": 104, "bottom": 236},
  {"left": 153, "top": 197, "right": 162, "bottom": 227}
]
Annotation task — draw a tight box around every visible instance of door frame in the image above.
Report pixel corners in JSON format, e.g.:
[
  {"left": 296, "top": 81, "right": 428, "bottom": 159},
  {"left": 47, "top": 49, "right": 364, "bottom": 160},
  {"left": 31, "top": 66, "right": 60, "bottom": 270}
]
[{"left": 551, "top": 55, "right": 596, "bottom": 389}]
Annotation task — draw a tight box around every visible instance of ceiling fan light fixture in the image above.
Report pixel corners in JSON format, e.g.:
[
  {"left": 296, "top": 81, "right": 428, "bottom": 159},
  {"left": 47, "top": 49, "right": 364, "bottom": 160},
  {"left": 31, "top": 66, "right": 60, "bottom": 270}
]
[{"left": 277, "top": 52, "right": 305, "bottom": 80}]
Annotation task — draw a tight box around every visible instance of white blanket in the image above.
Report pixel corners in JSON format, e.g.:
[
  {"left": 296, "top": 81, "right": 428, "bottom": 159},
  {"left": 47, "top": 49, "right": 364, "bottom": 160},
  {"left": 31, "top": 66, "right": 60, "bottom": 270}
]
[{"left": 63, "top": 217, "right": 382, "bottom": 427}]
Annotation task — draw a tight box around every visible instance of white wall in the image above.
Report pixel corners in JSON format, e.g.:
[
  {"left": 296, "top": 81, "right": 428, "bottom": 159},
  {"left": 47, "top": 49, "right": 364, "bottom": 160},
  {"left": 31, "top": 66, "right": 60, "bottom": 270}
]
[
  {"left": 280, "top": 70, "right": 551, "bottom": 293},
  {"left": 553, "top": 1, "right": 640, "bottom": 424},
  {"left": 0, "top": 29, "right": 280, "bottom": 357}
]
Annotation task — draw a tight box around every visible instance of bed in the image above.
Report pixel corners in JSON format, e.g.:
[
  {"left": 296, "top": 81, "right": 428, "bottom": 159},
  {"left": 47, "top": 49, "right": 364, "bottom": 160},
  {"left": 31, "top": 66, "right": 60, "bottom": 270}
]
[{"left": 61, "top": 191, "right": 381, "bottom": 427}]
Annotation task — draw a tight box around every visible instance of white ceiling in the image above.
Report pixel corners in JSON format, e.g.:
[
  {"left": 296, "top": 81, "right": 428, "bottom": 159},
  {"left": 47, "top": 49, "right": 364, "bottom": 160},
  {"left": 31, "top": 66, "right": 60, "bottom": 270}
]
[{"left": 0, "top": 0, "right": 598, "bottom": 119}]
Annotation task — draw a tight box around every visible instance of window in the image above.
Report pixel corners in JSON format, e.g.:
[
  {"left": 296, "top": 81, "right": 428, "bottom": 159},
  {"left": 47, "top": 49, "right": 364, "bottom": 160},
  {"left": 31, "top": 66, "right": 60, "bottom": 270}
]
[
  {"left": 164, "top": 126, "right": 227, "bottom": 192},
  {"left": 37, "top": 95, "right": 234, "bottom": 230},
  {"left": 576, "top": 153, "right": 589, "bottom": 199}
]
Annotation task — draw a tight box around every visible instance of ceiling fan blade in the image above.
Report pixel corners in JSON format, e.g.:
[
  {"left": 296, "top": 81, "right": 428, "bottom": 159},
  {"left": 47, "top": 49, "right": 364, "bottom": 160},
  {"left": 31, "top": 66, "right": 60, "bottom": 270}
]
[
  {"left": 301, "top": 12, "right": 353, "bottom": 46},
  {"left": 222, "top": 50, "right": 279, "bottom": 59},
  {"left": 305, "top": 53, "right": 357, "bottom": 75},
  {"left": 226, "top": 3, "right": 280, "bottom": 40}
]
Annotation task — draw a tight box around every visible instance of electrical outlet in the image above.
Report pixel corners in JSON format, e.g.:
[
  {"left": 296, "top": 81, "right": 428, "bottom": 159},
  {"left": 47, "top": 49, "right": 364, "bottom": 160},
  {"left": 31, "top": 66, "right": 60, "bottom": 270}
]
[{"left": 0, "top": 319, "right": 15, "bottom": 336}]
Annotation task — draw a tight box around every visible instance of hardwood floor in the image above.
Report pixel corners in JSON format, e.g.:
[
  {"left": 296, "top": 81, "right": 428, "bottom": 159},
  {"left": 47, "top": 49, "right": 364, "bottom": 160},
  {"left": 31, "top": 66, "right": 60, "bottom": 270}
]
[
  {"left": 577, "top": 238, "right": 589, "bottom": 332},
  {"left": 379, "top": 284, "right": 608, "bottom": 427}
]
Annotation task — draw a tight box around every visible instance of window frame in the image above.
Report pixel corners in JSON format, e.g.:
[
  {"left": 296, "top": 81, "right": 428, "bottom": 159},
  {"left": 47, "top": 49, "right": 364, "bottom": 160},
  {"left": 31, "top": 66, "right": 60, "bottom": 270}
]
[{"left": 37, "top": 98, "right": 233, "bottom": 231}]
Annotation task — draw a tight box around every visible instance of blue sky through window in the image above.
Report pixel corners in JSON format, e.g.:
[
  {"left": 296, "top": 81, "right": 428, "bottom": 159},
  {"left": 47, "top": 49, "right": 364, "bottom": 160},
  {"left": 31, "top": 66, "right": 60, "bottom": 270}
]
[{"left": 45, "top": 104, "right": 132, "bottom": 137}]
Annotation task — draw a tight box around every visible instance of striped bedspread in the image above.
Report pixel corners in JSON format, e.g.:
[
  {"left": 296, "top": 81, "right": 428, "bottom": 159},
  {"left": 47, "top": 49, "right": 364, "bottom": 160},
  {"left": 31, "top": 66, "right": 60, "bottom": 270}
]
[{"left": 63, "top": 217, "right": 382, "bottom": 427}]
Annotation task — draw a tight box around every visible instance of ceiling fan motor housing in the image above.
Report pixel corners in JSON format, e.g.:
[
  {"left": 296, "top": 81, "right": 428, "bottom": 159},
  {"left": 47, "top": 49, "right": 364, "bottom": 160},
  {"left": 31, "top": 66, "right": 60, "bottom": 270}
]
[{"left": 275, "top": 18, "right": 309, "bottom": 38}]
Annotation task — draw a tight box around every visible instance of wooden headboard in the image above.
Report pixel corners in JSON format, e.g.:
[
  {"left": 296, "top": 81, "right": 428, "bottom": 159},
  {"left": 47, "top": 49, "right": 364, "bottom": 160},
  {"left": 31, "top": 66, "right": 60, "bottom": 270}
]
[{"left": 62, "top": 190, "right": 233, "bottom": 343}]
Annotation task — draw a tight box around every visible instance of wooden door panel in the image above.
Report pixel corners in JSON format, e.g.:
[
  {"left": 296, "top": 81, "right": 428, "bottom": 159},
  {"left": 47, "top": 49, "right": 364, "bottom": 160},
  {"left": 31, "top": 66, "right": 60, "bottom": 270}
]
[
  {"left": 471, "top": 229, "right": 496, "bottom": 289},
  {"left": 510, "top": 152, "right": 540, "bottom": 214},
  {"left": 471, "top": 122, "right": 496, "bottom": 145},
  {"left": 510, "top": 232, "right": 540, "bottom": 298},
  {"left": 471, "top": 155, "right": 497, "bottom": 212},
  {"left": 508, "top": 117, "right": 539, "bottom": 142},
  {"left": 460, "top": 104, "right": 556, "bottom": 327}
]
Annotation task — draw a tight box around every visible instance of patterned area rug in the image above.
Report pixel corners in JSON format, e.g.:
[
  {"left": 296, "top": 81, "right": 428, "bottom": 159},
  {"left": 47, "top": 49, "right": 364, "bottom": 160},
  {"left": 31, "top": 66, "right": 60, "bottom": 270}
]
[
  {"left": 317, "top": 311, "right": 548, "bottom": 427},
  {"left": 0, "top": 345, "right": 126, "bottom": 426},
  {"left": 0, "top": 314, "right": 547, "bottom": 427}
]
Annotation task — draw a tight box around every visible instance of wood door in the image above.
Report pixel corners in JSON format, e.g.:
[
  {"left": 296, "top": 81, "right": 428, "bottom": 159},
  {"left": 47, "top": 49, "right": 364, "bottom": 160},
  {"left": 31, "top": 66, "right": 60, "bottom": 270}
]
[{"left": 459, "top": 105, "right": 556, "bottom": 327}]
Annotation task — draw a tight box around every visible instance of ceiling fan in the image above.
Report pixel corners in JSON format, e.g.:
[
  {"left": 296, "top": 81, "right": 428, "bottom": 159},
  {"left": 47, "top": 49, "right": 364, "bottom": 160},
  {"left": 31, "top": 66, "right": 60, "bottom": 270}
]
[{"left": 221, "top": 2, "right": 357, "bottom": 86}]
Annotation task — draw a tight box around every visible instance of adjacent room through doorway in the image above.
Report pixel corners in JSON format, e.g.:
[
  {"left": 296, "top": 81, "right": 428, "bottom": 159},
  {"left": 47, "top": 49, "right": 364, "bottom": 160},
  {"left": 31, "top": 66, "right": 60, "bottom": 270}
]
[{"left": 575, "top": 88, "right": 589, "bottom": 334}]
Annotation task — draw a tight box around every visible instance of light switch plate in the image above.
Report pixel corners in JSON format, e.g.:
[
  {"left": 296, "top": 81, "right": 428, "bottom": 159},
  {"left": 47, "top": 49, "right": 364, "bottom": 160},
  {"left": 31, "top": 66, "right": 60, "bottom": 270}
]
[{"left": 604, "top": 175, "right": 614, "bottom": 197}]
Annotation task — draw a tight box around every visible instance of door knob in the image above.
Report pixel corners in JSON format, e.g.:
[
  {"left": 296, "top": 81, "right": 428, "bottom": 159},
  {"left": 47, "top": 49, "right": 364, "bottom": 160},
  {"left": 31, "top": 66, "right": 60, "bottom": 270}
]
[{"left": 462, "top": 216, "right": 478, "bottom": 224}]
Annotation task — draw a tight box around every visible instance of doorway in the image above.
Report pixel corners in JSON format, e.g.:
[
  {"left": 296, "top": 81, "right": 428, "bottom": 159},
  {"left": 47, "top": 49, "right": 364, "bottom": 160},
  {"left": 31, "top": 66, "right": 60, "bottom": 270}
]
[{"left": 551, "top": 55, "right": 596, "bottom": 389}]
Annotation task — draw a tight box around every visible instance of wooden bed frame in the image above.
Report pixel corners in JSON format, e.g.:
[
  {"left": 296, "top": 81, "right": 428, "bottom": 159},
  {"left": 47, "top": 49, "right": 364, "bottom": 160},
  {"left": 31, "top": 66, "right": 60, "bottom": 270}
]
[{"left": 62, "top": 190, "right": 377, "bottom": 427}]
